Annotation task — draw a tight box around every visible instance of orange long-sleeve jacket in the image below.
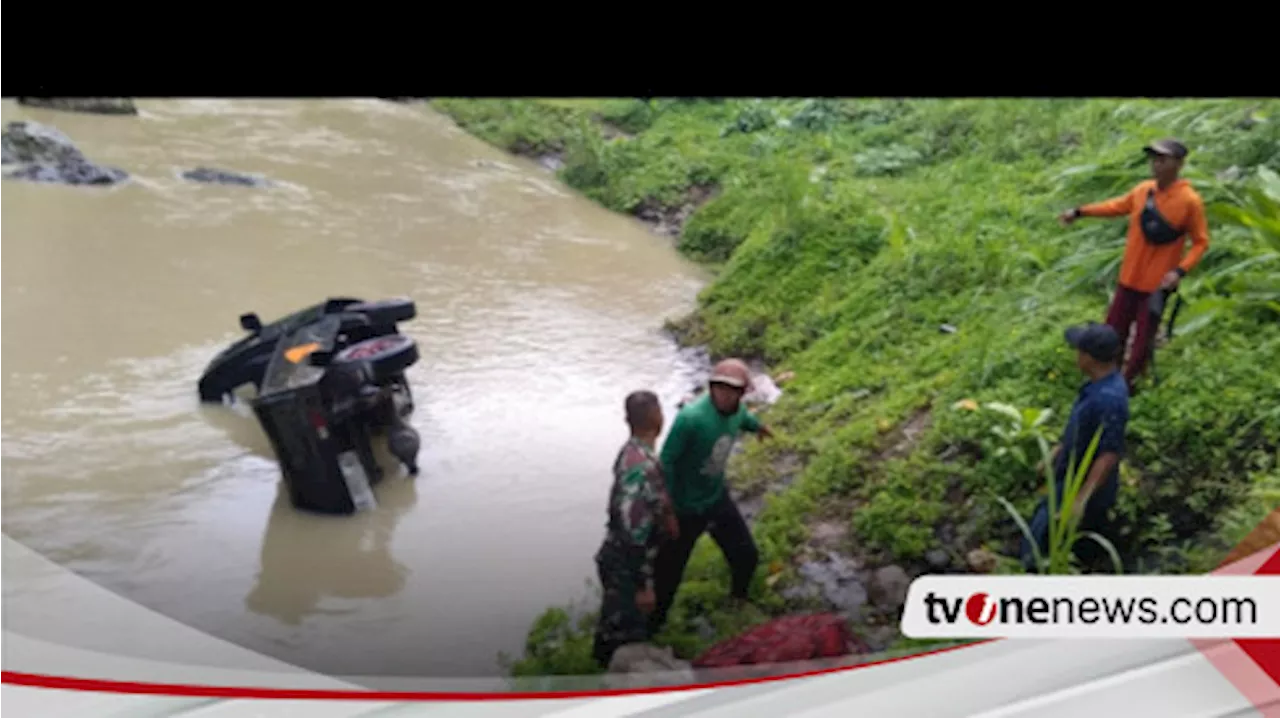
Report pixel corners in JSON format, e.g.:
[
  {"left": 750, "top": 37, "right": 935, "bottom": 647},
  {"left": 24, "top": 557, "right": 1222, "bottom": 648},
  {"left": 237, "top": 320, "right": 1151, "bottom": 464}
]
[{"left": 1078, "top": 178, "right": 1211, "bottom": 294}]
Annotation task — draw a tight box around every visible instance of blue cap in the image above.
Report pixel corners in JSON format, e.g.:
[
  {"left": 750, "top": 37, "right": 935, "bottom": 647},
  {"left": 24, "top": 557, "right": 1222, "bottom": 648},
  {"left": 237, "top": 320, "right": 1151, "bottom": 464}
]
[{"left": 1065, "top": 322, "right": 1121, "bottom": 363}]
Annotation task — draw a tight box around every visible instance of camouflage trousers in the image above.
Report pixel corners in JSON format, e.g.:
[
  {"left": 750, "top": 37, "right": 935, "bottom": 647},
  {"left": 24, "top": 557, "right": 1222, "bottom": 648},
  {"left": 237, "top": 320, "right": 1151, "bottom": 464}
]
[{"left": 592, "top": 546, "right": 651, "bottom": 669}]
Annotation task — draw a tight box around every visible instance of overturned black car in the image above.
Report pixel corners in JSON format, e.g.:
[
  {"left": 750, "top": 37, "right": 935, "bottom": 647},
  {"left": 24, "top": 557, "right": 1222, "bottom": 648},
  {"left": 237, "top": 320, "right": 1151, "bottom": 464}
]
[{"left": 198, "top": 297, "right": 422, "bottom": 515}]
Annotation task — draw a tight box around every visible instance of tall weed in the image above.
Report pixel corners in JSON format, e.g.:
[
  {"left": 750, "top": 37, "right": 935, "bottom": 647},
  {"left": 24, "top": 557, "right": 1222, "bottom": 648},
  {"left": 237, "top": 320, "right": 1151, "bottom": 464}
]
[{"left": 995, "top": 426, "right": 1124, "bottom": 575}]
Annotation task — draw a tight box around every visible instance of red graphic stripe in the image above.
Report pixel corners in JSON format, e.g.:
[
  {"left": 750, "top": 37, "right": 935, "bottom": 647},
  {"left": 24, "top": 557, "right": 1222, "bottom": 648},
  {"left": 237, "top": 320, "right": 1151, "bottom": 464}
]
[
  {"left": 1259, "top": 546, "right": 1280, "bottom": 577},
  {"left": 1, "top": 640, "right": 991, "bottom": 701},
  {"left": 1193, "top": 537, "right": 1280, "bottom": 715},
  {"left": 1235, "top": 543, "right": 1280, "bottom": 691},
  {"left": 1237, "top": 640, "right": 1280, "bottom": 689}
]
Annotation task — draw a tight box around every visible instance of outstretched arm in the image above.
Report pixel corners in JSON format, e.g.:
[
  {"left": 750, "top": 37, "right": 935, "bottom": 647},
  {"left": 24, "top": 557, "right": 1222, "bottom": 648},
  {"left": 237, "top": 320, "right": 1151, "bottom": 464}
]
[
  {"left": 1062, "top": 185, "right": 1138, "bottom": 224},
  {"left": 1079, "top": 189, "right": 1137, "bottom": 218}
]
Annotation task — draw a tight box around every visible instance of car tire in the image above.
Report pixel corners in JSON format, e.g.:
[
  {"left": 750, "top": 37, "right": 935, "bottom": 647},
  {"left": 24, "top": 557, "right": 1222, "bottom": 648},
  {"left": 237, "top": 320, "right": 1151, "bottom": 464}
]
[
  {"left": 347, "top": 298, "right": 416, "bottom": 326},
  {"left": 333, "top": 335, "right": 419, "bottom": 383},
  {"left": 198, "top": 346, "right": 274, "bottom": 402}
]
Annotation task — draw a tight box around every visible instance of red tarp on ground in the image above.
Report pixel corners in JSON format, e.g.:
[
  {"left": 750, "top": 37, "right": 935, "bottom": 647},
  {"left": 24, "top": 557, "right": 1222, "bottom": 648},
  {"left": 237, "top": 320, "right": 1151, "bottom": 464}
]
[{"left": 691, "top": 613, "right": 867, "bottom": 668}]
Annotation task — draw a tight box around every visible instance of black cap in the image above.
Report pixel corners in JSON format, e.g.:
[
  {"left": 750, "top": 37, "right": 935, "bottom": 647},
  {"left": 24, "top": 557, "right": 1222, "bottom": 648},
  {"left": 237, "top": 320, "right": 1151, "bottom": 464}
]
[
  {"left": 1065, "top": 322, "right": 1121, "bottom": 363},
  {"left": 1144, "top": 138, "right": 1189, "bottom": 159}
]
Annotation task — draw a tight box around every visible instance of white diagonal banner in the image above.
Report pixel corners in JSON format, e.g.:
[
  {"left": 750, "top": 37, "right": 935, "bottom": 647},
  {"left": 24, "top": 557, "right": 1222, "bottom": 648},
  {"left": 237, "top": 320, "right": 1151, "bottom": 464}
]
[{"left": 901, "top": 575, "right": 1280, "bottom": 639}]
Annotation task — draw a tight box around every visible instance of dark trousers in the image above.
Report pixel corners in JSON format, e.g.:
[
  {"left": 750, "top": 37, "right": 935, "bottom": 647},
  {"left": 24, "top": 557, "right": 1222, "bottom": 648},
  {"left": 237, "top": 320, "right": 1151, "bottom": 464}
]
[
  {"left": 1105, "top": 285, "right": 1154, "bottom": 392},
  {"left": 648, "top": 492, "right": 759, "bottom": 634},
  {"left": 591, "top": 552, "right": 648, "bottom": 669},
  {"left": 1020, "top": 476, "right": 1118, "bottom": 573}
]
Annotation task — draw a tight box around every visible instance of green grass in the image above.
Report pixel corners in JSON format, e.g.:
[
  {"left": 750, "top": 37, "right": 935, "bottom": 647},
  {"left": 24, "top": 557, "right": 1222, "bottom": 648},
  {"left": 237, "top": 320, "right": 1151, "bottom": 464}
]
[{"left": 431, "top": 98, "right": 1280, "bottom": 676}]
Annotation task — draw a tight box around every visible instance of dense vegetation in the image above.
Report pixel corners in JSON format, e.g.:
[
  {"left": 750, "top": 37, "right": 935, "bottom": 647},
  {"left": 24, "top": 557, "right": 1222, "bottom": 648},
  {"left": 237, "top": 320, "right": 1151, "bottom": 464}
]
[{"left": 432, "top": 98, "right": 1280, "bottom": 677}]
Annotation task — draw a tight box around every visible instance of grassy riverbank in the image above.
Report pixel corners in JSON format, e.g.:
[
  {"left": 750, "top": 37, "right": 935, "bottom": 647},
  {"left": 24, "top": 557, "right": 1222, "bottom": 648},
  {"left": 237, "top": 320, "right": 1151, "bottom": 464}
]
[{"left": 431, "top": 98, "right": 1280, "bottom": 676}]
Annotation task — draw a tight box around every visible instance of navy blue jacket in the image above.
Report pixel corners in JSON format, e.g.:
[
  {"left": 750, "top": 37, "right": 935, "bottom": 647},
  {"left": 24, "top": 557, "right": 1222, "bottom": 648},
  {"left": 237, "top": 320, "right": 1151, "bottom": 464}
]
[{"left": 1053, "top": 370, "right": 1130, "bottom": 502}]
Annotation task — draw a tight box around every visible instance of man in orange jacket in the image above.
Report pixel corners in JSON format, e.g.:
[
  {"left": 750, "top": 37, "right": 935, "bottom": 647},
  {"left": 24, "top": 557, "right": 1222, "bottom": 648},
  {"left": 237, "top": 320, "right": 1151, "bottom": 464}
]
[{"left": 1058, "top": 138, "right": 1211, "bottom": 395}]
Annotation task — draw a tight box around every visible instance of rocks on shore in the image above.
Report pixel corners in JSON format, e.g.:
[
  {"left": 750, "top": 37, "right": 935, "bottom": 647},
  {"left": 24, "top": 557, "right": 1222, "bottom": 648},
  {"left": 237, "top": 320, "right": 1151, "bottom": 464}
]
[
  {"left": 17, "top": 97, "right": 137, "bottom": 115},
  {"left": 537, "top": 154, "right": 566, "bottom": 172},
  {"left": 635, "top": 184, "right": 719, "bottom": 238},
  {"left": 180, "top": 166, "right": 273, "bottom": 188},
  {"left": 601, "top": 645, "right": 698, "bottom": 689},
  {"left": 788, "top": 551, "right": 869, "bottom": 618},
  {"left": 867, "top": 565, "right": 911, "bottom": 612},
  {"left": 744, "top": 372, "right": 783, "bottom": 407},
  {"left": 609, "top": 643, "right": 691, "bottom": 672},
  {"left": 966, "top": 548, "right": 999, "bottom": 574},
  {"left": 1, "top": 121, "right": 128, "bottom": 186},
  {"left": 784, "top": 546, "right": 916, "bottom": 629}
]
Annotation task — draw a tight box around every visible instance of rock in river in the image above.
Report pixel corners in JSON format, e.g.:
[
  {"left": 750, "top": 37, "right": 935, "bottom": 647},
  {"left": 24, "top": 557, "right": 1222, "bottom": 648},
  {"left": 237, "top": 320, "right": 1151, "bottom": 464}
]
[
  {"left": 17, "top": 97, "right": 138, "bottom": 115},
  {"left": 1, "top": 121, "right": 128, "bottom": 186},
  {"left": 5, "top": 162, "right": 128, "bottom": 185},
  {"left": 181, "top": 166, "right": 272, "bottom": 188}
]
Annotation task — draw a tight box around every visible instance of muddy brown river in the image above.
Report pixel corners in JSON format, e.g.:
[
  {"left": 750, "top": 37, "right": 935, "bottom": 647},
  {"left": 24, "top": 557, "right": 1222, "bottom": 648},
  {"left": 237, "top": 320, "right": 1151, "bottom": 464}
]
[{"left": 0, "top": 99, "right": 709, "bottom": 678}]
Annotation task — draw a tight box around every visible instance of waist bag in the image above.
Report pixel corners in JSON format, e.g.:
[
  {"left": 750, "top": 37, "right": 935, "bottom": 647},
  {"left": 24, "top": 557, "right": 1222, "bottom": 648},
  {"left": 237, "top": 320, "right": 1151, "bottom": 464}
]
[{"left": 1140, "top": 189, "right": 1184, "bottom": 246}]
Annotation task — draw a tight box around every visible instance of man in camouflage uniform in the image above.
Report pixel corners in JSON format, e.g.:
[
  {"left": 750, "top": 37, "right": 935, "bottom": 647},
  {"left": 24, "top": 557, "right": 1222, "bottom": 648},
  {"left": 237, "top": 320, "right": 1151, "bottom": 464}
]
[{"left": 592, "top": 390, "right": 680, "bottom": 669}]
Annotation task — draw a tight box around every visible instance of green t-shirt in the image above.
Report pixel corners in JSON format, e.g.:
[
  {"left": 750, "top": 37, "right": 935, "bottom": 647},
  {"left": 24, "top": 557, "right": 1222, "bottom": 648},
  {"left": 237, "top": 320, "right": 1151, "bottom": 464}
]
[{"left": 659, "top": 393, "right": 761, "bottom": 515}]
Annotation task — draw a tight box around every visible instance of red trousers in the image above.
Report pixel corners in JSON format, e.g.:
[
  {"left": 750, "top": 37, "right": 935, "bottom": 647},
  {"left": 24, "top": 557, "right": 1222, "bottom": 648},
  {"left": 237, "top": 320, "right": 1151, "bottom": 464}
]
[{"left": 1105, "top": 285, "right": 1154, "bottom": 392}]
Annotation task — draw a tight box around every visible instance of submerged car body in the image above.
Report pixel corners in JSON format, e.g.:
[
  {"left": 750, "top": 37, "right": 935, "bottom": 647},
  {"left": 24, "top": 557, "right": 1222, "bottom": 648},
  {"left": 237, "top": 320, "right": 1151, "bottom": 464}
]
[{"left": 198, "top": 297, "right": 422, "bottom": 515}]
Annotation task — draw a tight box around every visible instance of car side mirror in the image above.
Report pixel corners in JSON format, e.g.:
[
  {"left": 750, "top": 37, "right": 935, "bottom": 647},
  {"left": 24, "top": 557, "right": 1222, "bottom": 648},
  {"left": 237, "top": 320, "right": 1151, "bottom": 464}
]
[{"left": 240, "top": 313, "right": 263, "bottom": 334}]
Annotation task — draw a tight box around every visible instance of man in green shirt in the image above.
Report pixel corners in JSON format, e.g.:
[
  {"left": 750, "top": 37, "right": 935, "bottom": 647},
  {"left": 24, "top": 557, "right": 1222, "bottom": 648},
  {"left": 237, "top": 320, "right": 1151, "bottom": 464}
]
[{"left": 649, "top": 358, "right": 774, "bottom": 633}]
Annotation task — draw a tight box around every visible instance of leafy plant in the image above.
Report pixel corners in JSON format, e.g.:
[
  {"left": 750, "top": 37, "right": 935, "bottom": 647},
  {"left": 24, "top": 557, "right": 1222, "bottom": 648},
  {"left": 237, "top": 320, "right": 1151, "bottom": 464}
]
[
  {"left": 995, "top": 427, "right": 1124, "bottom": 575},
  {"left": 789, "top": 99, "right": 845, "bottom": 132},
  {"left": 721, "top": 101, "right": 777, "bottom": 137},
  {"left": 500, "top": 600, "right": 602, "bottom": 678},
  {"left": 973, "top": 401, "right": 1056, "bottom": 469},
  {"left": 1176, "top": 166, "right": 1280, "bottom": 334},
  {"left": 852, "top": 145, "right": 925, "bottom": 177}
]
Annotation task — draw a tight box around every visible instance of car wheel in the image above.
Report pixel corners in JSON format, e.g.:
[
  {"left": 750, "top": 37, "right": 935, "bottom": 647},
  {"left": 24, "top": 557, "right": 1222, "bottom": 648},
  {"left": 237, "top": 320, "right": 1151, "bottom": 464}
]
[
  {"left": 198, "top": 350, "right": 273, "bottom": 403},
  {"left": 333, "top": 335, "right": 419, "bottom": 383}
]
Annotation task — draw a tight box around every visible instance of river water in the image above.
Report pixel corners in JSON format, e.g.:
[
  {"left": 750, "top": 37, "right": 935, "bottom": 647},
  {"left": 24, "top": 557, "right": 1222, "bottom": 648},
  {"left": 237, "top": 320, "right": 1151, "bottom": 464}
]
[{"left": 0, "top": 99, "right": 709, "bottom": 679}]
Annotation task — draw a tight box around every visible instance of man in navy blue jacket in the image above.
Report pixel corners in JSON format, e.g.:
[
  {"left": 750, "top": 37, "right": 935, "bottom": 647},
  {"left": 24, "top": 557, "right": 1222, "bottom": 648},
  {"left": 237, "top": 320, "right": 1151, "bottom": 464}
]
[{"left": 1021, "top": 322, "right": 1131, "bottom": 572}]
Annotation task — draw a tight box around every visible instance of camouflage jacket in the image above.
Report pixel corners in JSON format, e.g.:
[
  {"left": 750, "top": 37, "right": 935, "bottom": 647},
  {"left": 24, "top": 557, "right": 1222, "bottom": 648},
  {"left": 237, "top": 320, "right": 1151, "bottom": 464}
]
[{"left": 599, "top": 437, "right": 676, "bottom": 586}]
